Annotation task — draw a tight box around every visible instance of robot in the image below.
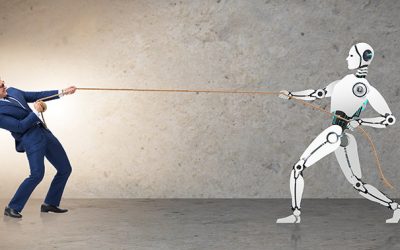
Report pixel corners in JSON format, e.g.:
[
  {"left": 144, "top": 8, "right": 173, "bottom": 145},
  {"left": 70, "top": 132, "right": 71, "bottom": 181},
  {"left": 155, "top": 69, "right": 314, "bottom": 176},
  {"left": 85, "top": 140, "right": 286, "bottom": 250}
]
[{"left": 276, "top": 43, "right": 399, "bottom": 223}]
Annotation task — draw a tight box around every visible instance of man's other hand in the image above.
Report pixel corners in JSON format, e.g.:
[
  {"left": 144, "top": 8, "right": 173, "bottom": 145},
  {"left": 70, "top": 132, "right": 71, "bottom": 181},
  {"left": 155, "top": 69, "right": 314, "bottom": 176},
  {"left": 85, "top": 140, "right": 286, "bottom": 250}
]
[{"left": 34, "top": 101, "right": 47, "bottom": 113}]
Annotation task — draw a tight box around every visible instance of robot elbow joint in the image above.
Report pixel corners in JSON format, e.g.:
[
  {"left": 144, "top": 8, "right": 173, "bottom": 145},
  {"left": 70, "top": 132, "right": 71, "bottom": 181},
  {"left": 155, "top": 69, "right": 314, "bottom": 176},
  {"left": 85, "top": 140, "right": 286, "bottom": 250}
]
[
  {"left": 385, "top": 114, "right": 396, "bottom": 126},
  {"left": 314, "top": 89, "right": 326, "bottom": 99}
]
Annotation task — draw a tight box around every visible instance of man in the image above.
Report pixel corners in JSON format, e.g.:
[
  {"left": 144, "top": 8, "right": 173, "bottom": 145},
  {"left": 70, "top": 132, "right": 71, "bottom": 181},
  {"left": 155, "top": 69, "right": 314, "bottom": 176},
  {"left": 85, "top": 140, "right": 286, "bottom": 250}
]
[{"left": 0, "top": 78, "right": 76, "bottom": 218}]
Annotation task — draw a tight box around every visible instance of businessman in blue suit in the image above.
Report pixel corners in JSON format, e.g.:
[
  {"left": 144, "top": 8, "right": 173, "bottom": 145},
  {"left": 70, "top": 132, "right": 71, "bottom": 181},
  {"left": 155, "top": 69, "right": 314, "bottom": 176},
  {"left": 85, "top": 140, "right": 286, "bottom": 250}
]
[{"left": 0, "top": 79, "right": 76, "bottom": 218}]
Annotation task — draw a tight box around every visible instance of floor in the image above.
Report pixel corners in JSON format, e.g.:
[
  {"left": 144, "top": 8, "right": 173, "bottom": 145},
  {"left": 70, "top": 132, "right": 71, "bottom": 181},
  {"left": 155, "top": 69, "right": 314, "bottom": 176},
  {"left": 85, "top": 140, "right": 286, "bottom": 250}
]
[{"left": 0, "top": 199, "right": 399, "bottom": 250}]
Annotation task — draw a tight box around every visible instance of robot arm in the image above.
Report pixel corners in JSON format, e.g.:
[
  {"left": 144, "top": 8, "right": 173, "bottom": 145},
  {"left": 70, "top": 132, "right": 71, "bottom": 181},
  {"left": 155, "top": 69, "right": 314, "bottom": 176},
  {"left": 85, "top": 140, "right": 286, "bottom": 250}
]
[
  {"left": 354, "top": 86, "right": 396, "bottom": 128},
  {"left": 279, "top": 80, "right": 339, "bottom": 101}
]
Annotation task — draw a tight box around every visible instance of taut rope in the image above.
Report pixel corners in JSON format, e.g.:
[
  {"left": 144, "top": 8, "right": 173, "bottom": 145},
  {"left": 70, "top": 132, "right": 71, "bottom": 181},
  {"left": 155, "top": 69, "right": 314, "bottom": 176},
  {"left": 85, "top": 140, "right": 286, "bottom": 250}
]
[{"left": 37, "top": 87, "right": 394, "bottom": 189}]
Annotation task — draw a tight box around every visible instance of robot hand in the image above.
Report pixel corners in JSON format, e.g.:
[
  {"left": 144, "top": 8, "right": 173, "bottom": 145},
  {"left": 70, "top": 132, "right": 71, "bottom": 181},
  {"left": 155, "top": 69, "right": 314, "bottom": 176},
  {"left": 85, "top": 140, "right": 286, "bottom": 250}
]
[
  {"left": 278, "top": 90, "right": 292, "bottom": 100},
  {"left": 347, "top": 119, "right": 361, "bottom": 131}
]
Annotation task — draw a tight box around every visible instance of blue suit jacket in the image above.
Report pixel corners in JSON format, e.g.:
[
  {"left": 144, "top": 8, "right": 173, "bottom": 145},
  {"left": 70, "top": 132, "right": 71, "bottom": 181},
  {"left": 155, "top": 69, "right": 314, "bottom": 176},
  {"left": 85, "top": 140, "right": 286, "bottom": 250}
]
[{"left": 0, "top": 87, "right": 59, "bottom": 153}]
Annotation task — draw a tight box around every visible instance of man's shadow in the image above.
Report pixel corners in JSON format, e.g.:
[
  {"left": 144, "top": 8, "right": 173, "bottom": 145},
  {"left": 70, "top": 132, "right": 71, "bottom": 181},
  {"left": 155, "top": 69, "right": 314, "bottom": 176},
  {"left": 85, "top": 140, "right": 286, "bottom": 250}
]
[{"left": 2, "top": 215, "right": 22, "bottom": 229}]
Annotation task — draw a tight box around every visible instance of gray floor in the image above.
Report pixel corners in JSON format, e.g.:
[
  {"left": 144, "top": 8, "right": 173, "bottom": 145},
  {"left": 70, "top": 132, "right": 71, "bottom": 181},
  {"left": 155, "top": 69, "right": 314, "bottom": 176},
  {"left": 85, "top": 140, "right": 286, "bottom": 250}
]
[{"left": 0, "top": 199, "right": 399, "bottom": 250}]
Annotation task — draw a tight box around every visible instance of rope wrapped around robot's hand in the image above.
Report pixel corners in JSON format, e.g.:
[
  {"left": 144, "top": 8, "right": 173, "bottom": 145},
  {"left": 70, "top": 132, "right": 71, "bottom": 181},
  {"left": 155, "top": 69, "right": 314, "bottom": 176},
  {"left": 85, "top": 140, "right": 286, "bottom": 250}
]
[
  {"left": 347, "top": 119, "right": 361, "bottom": 131},
  {"left": 278, "top": 90, "right": 292, "bottom": 100}
]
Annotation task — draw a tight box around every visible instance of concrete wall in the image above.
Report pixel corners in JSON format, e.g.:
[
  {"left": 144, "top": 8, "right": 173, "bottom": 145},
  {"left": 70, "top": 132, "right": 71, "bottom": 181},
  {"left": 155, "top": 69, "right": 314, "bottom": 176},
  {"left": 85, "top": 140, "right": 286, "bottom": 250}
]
[{"left": 0, "top": 0, "right": 399, "bottom": 199}]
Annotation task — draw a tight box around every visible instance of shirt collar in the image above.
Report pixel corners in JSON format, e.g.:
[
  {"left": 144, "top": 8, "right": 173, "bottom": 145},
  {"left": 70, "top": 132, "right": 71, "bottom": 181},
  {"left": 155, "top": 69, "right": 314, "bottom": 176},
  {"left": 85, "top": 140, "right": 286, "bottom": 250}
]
[{"left": 1, "top": 96, "right": 10, "bottom": 101}]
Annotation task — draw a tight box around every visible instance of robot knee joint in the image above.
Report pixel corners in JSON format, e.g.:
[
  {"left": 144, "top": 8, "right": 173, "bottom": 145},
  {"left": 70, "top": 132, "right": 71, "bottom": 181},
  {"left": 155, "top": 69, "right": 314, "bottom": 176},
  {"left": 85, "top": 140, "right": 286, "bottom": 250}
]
[
  {"left": 293, "top": 160, "right": 306, "bottom": 178},
  {"left": 353, "top": 180, "right": 366, "bottom": 192}
]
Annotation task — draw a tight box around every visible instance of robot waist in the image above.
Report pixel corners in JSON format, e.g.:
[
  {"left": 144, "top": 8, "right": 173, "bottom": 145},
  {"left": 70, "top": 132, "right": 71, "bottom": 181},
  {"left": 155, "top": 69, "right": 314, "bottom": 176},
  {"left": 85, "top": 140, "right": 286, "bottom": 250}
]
[{"left": 332, "top": 110, "right": 350, "bottom": 130}]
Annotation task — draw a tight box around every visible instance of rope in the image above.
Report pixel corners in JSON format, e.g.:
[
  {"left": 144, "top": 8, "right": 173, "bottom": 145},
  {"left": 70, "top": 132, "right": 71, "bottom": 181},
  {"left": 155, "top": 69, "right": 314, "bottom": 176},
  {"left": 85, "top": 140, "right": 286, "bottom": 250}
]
[
  {"left": 77, "top": 87, "right": 280, "bottom": 96},
  {"left": 357, "top": 126, "right": 394, "bottom": 189},
  {"left": 37, "top": 87, "right": 394, "bottom": 189},
  {"left": 38, "top": 87, "right": 281, "bottom": 102}
]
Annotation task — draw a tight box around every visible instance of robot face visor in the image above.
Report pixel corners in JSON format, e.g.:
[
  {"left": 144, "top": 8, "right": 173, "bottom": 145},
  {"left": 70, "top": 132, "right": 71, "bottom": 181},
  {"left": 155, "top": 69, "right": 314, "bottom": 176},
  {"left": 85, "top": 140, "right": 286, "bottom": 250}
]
[{"left": 347, "top": 46, "right": 361, "bottom": 70}]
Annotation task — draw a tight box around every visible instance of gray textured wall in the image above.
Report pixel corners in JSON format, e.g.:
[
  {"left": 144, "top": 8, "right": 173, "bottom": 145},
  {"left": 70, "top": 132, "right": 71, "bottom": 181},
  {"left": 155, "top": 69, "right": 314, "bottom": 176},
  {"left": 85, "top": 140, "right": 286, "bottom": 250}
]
[{"left": 0, "top": 0, "right": 399, "bottom": 199}]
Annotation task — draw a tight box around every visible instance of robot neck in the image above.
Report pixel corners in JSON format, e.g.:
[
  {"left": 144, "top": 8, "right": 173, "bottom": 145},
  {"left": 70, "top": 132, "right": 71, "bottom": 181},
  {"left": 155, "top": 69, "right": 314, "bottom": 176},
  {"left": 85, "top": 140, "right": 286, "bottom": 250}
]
[{"left": 355, "top": 66, "right": 368, "bottom": 78}]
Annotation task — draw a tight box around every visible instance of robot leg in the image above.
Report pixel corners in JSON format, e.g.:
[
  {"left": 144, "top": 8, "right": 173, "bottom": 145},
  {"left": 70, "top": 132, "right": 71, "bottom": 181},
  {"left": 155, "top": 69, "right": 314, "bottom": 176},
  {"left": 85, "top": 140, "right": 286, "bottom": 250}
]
[
  {"left": 277, "top": 125, "right": 342, "bottom": 223},
  {"left": 335, "top": 133, "right": 400, "bottom": 223}
]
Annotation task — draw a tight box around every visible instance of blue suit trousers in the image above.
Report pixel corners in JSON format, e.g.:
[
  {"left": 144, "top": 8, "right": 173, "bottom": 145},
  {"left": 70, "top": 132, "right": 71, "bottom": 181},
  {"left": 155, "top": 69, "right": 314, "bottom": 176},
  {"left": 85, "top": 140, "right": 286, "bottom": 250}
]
[{"left": 8, "top": 127, "right": 72, "bottom": 212}]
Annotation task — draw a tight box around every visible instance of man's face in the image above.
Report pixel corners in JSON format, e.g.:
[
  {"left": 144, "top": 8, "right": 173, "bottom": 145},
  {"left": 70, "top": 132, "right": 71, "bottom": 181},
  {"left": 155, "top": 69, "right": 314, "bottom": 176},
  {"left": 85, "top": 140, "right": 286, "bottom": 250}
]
[{"left": 0, "top": 79, "right": 7, "bottom": 98}]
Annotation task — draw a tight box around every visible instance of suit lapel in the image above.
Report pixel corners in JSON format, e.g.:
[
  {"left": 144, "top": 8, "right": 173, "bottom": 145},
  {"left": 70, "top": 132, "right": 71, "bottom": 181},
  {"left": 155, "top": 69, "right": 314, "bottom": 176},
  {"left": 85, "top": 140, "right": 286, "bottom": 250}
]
[
  {"left": 0, "top": 100, "right": 29, "bottom": 115},
  {"left": 8, "top": 95, "right": 31, "bottom": 110}
]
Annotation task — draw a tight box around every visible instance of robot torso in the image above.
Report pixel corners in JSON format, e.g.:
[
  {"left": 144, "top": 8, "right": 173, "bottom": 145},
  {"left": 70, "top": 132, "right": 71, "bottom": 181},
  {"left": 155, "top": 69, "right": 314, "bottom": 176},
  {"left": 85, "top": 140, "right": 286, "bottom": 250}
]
[{"left": 330, "top": 74, "right": 370, "bottom": 118}]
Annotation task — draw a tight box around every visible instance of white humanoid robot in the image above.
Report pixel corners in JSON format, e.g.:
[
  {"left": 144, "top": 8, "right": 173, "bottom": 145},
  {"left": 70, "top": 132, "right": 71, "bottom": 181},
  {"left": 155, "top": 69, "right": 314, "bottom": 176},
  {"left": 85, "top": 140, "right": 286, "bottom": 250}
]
[{"left": 276, "top": 42, "right": 399, "bottom": 224}]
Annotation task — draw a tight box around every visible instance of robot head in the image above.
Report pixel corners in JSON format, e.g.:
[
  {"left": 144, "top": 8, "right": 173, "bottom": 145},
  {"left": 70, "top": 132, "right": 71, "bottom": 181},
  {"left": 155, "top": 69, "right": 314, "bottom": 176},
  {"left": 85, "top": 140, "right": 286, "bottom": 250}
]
[{"left": 346, "top": 43, "right": 374, "bottom": 70}]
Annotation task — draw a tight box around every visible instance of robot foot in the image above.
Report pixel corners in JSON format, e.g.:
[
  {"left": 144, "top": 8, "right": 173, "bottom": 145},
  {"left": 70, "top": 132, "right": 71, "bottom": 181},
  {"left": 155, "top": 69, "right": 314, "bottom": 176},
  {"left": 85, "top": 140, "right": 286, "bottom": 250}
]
[
  {"left": 276, "top": 214, "right": 301, "bottom": 224},
  {"left": 386, "top": 208, "right": 400, "bottom": 224}
]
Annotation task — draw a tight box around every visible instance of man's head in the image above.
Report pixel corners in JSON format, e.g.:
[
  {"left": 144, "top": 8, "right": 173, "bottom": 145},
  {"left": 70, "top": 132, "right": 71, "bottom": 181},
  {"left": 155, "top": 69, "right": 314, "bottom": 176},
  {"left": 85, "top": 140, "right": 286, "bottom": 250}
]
[
  {"left": 346, "top": 43, "right": 374, "bottom": 70},
  {"left": 0, "top": 78, "right": 7, "bottom": 98}
]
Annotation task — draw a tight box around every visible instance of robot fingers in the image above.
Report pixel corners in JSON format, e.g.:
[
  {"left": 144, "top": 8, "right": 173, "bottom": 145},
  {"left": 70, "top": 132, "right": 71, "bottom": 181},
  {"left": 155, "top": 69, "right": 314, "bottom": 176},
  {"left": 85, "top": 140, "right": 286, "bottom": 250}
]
[
  {"left": 278, "top": 90, "right": 292, "bottom": 100},
  {"left": 347, "top": 119, "right": 361, "bottom": 131}
]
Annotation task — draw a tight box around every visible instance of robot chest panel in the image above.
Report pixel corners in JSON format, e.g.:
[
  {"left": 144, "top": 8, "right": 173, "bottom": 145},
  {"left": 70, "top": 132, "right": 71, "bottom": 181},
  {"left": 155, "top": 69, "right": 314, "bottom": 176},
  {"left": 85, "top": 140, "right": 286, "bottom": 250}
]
[{"left": 330, "top": 76, "right": 369, "bottom": 115}]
